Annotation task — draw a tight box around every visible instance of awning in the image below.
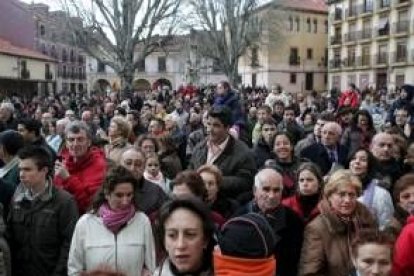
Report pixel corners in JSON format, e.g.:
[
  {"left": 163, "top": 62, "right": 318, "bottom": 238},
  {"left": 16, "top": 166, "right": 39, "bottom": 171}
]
[{"left": 378, "top": 18, "right": 389, "bottom": 29}]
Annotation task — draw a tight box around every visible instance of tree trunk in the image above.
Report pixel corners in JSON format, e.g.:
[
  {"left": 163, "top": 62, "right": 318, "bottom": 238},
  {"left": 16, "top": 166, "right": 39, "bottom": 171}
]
[
  {"left": 228, "top": 61, "right": 240, "bottom": 89},
  {"left": 120, "top": 69, "right": 134, "bottom": 99}
]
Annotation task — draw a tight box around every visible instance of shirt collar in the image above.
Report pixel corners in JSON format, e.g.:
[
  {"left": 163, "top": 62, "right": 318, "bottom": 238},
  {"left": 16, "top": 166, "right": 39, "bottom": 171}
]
[{"left": 14, "top": 180, "right": 52, "bottom": 203}]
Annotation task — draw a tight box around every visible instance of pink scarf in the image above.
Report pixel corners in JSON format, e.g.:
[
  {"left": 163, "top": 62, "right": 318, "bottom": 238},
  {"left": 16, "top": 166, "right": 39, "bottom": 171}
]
[{"left": 98, "top": 203, "right": 136, "bottom": 234}]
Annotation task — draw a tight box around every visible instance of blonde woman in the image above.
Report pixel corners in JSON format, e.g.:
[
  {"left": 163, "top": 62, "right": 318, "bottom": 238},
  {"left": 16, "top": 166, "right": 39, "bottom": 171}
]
[
  {"left": 105, "top": 116, "right": 132, "bottom": 165},
  {"left": 299, "top": 169, "right": 377, "bottom": 276}
]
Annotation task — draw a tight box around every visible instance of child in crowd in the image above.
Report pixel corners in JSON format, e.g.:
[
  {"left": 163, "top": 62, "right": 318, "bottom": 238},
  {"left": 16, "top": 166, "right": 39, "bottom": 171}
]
[{"left": 143, "top": 153, "right": 170, "bottom": 193}]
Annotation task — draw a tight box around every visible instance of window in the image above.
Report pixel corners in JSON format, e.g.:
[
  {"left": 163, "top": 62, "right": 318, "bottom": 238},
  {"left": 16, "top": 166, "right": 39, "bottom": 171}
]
[
  {"left": 137, "top": 58, "right": 146, "bottom": 72},
  {"left": 379, "top": 0, "right": 390, "bottom": 8},
  {"left": 347, "top": 46, "right": 356, "bottom": 66},
  {"left": 378, "top": 17, "right": 389, "bottom": 36},
  {"left": 252, "top": 73, "right": 257, "bottom": 87},
  {"left": 332, "top": 75, "right": 341, "bottom": 89},
  {"left": 305, "top": 73, "right": 314, "bottom": 91},
  {"left": 361, "top": 45, "right": 371, "bottom": 66},
  {"left": 307, "top": 18, "right": 311, "bottom": 32},
  {"left": 313, "top": 19, "right": 317, "bottom": 33},
  {"left": 62, "top": 49, "right": 67, "bottom": 62},
  {"left": 325, "top": 20, "right": 328, "bottom": 33},
  {"left": 290, "top": 47, "right": 299, "bottom": 65},
  {"left": 324, "top": 74, "right": 328, "bottom": 84},
  {"left": 296, "top": 17, "right": 300, "bottom": 32},
  {"left": 396, "top": 41, "right": 407, "bottom": 62},
  {"left": 290, "top": 73, "right": 297, "bottom": 84},
  {"left": 40, "top": 25, "right": 45, "bottom": 36},
  {"left": 289, "top": 16, "right": 293, "bottom": 31},
  {"left": 363, "top": 0, "right": 373, "bottom": 12},
  {"left": 21, "top": 60, "right": 29, "bottom": 79},
  {"left": 97, "top": 61, "right": 106, "bottom": 73},
  {"left": 359, "top": 74, "right": 369, "bottom": 88},
  {"left": 21, "top": 60, "right": 27, "bottom": 71},
  {"left": 307, "top": 48, "right": 313, "bottom": 59},
  {"left": 45, "top": 64, "right": 51, "bottom": 79},
  {"left": 158, "top": 56, "right": 166, "bottom": 72},
  {"left": 378, "top": 44, "right": 388, "bottom": 63},
  {"left": 251, "top": 47, "right": 259, "bottom": 66},
  {"left": 63, "top": 65, "right": 67, "bottom": 78},
  {"left": 397, "top": 10, "right": 409, "bottom": 33},
  {"left": 41, "top": 44, "right": 47, "bottom": 55}
]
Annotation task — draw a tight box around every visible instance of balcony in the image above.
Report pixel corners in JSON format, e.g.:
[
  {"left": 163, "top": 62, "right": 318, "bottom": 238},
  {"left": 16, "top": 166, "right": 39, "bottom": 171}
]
[
  {"left": 376, "top": 53, "right": 389, "bottom": 64},
  {"left": 393, "top": 20, "right": 410, "bottom": 34},
  {"left": 377, "top": 0, "right": 391, "bottom": 10},
  {"left": 344, "top": 32, "right": 358, "bottom": 43},
  {"left": 393, "top": 50, "right": 408, "bottom": 63},
  {"left": 343, "top": 57, "right": 356, "bottom": 68},
  {"left": 346, "top": 6, "right": 358, "bottom": 18},
  {"left": 359, "top": 4, "right": 373, "bottom": 15},
  {"left": 330, "top": 35, "right": 342, "bottom": 45},
  {"left": 394, "top": 0, "right": 410, "bottom": 8},
  {"left": 376, "top": 26, "right": 390, "bottom": 38},
  {"left": 359, "top": 28, "right": 372, "bottom": 40},
  {"left": 289, "top": 56, "right": 300, "bottom": 66},
  {"left": 357, "top": 55, "right": 372, "bottom": 66},
  {"left": 329, "top": 59, "right": 342, "bottom": 69}
]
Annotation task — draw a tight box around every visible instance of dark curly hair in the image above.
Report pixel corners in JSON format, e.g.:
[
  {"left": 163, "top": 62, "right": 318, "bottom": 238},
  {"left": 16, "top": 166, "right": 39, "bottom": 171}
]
[{"left": 90, "top": 166, "right": 139, "bottom": 213}]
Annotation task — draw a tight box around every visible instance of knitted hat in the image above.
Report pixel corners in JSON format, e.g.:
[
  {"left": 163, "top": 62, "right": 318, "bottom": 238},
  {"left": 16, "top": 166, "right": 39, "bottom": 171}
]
[{"left": 218, "top": 213, "right": 276, "bottom": 259}]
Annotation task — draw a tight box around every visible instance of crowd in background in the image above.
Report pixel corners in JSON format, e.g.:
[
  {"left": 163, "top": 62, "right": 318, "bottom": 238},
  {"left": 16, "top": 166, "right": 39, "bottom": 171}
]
[{"left": 0, "top": 80, "right": 413, "bottom": 275}]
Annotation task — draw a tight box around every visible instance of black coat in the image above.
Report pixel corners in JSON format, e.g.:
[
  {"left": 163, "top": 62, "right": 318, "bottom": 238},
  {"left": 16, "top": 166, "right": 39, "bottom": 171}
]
[
  {"left": 136, "top": 178, "right": 168, "bottom": 216},
  {"left": 300, "top": 143, "right": 349, "bottom": 176},
  {"left": 236, "top": 202, "right": 304, "bottom": 276},
  {"left": 7, "top": 184, "right": 78, "bottom": 276},
  {"left": 253, "top": 137, "right": 275, "bottom": 169},
  {"left": 189, "top": 136, "right": 256, "bottom": 200}
]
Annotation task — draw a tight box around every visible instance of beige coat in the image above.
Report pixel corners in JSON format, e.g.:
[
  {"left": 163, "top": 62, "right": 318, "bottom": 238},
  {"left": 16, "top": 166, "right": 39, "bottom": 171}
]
[
  {"left": 299, "top": 201, "right": 377, "bottom": 276},
  {"left": 105, "top": 139, "right": 131, "bottom": 165}
]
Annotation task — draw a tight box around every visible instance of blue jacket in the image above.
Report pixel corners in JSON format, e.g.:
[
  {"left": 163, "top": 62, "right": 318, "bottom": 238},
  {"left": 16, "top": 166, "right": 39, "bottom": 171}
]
[{"left": 213, "top": 90, "right": 246, "bottom": 128}]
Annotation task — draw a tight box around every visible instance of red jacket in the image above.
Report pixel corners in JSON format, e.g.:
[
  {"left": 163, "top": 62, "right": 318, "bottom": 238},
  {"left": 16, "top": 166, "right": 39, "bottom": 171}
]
[
  {"left": 282, "top": 194, "right": 320, "bottom": 224},
  {"left": 393, "top": 215, "right": 414, "bottom": 276},
  {"left": 338, "top": 90, "right": 360, "bottom": 108},
  {"left": 54, "top": 147, "right": 107, "bottom": 213}
]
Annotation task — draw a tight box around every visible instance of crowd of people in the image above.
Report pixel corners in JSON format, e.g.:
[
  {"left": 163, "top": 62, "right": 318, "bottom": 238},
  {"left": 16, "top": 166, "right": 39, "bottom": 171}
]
[{"left": 0, "top": 80, "right": 413, "bottom": 275}]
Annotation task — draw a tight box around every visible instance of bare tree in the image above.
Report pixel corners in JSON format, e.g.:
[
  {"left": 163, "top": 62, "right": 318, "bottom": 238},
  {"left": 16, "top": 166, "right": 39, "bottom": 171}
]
[
  {"left": 187, "top": 0, "right": 280, "bottom": 87},
  {"left": 60, "top": 0, "right": 181, "bottom": 95}
]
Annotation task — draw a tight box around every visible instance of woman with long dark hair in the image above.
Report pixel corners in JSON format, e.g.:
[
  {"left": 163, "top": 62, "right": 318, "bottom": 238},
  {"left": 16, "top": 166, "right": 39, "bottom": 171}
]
[{"left": 348, "top": 148, "right": 394, "bottom": 230}]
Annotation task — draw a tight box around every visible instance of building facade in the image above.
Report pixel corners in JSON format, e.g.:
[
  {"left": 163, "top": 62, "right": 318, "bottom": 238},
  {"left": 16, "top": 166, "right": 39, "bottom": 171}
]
[
  {"left": 327, "top": 0, "right": 414, "bottom": 91},
  {"left": 24, "top": 3, "right": 87, "bottom": 94},
  {"left": 0, "top": 0, "right": 56, "bottom": 98},
  {"left": 87, "top": 35, "right": 227, "bottom": 94},
  {"left": 0, "top": 37, "right": 56, "bottom": 99},
  {"left": 239, "top": 0, "right": 329, "bottom": 93}
]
